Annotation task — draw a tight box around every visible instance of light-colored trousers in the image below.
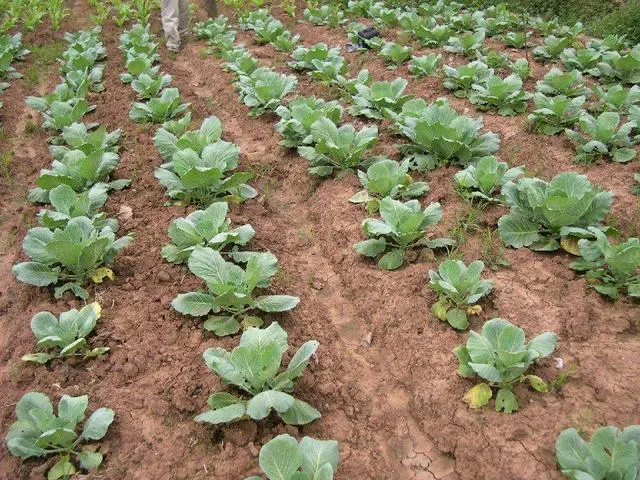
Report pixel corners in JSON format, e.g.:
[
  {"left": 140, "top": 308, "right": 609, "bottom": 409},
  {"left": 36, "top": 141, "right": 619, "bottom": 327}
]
[{"left": 161, "top": 0, "right": 189, "bottom": 49}]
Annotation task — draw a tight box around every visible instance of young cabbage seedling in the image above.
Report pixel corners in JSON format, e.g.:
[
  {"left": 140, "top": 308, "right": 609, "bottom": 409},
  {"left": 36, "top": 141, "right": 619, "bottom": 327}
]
[
  {"left": 162, "top": 201, "right": 255, "bottom": 264},
  {"left": 246, "top": 434, "right": 340, "bottom": 480},
  {"left": 275, "top": 96, "right": 343, "bottom": 148},
  {"left": 172, "top": 246, "right": 299, "bottom": 336},
  {"left": 353, "top": 196, "right": 454, "bottom": 270},
  {"left": 298, "top": 118, "right": 378, "bottom": 177},
  {"left": 129, "top": 87, "right": 190, "bottom": 123},
  {"left": 348, "top": 78, "right": 413, "bottom": 120},
  {"left": 349, "top": 158, "right": 429, "bottom": 213},
  {"left": 569, "top": 228, "right": 640, "bottom": 299},
  {"left": 454, "top": 155, "right": 524, "bottom": 203},
  {"left": 556, "top": 425, "right": 640, "bottom": 480},
  {"left": 454, "top": 318, "right": 557, "bottom": 413},
  {"left": 408, "top": 54, "right": 441, "bottom": 77},
  {"left": 429, "top": 260, "right": 493, "bottom": 330},
  {"left": 22, "top": 302, "right": 109, "bottom": 364},
  {"left": 528, "top": 94, "right": 586, "bottom": 135},
  {"left": 565, "top": 111, "right": 638, "bottom": 164},
  {"left": 195, "top": 322, "right": 320, "bottom": 426},
  {"left": 13, "top": 217, "right": 133, "bottom": 299},
  {"left": 5, "top": 392, "right": 114, "bottom": 476}
]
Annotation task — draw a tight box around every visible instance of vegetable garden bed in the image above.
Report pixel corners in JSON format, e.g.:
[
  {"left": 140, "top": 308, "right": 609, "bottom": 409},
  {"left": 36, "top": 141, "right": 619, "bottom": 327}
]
[{"left": 0, "top": 1, "right": 639, "bottom": 479}]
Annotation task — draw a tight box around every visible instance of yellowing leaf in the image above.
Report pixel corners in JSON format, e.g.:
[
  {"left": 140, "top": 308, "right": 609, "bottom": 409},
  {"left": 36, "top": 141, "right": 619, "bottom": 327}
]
[
  {"left": 463, "top": 383, "right": 492, "bottom": 408},
  {"left": 432, "top": 299, "right": 449, "bottom": 321},
  {"left": 467, "top": 304, "right": 483, "bottom": 316},
  {"left": 560, "top": 236, "right": 580, "bottom": 256},
  {"left": 524, "top": 374, "right": 548, "bottom": 392},
  {"left": 91, "top": 268, "right": 114, "bottom": 284}
]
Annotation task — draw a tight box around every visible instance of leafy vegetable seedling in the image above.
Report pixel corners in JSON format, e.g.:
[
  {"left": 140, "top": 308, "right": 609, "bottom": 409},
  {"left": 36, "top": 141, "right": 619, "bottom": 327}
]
[
  {"left": 162, "top": 201, "right": 255, "bottom": 264},
  {"left": 349, "top": 158, "right": 429, "bottom": 213},
  {"left": 454, "top": 318, "right": 557, "bottom": 413},
  {"left": 454, "top": 155, "right": 524, "bottom": 203},
  {"left": 13, "top": 217, "right": 133, "bottom": 299},
  {"left": 527, "top": 94, "right": 586, "bottom": 135},
  {"left": 498, "top": 172, "right": 613, "bottom": 252},
  {"left": 565, "top": 111, "right": 638, "bottom": 164},
  {"left": 5, "top": 392, "right": 114, "bottom": 476},
  {"left": 348, "top": 78, "right": 413, "bottom": 120},
  {"left": 569, "top": 228, "right": 640, "bottom": 299},
  {"left": 298, "top": 118, "right": 378, "bottom": 177},
  {"left": 353, "top": 196, "right": 453, "bottom": 270},
  {"left": 129, "top": 87, "right": 190, "bottom": 123},
  {"left": 246, "top": 434, "right": 340, "bottom": 480},
  {"left": 429, "top": 260, "right": 493, "bottom": 330},
  {"left": 22, "top": 302, "right": 109, "bottom": 364},
  {"left": 275, "top": 96, "right": 343, "bottom": 148},
  {"left": 172, "top": 246, "right": 299, "bottom": 336},
  {"left": 195, "top": 322, "right": 321, "bottom": 426},
  {"left": 556, "top": 425, "right": 640, "bottom": 480}
]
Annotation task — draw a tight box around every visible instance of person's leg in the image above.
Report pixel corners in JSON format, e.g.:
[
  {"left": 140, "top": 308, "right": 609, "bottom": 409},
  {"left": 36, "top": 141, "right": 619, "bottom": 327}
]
[
  {"left": 178, "top": 0, "right": 190, "bottom": 39},
  {"left": 161, "top": 0, "right": 180, "bottom": 51}
]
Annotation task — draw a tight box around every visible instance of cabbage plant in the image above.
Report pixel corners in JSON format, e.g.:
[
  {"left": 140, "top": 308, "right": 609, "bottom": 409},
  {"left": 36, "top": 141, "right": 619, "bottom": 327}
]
[
  {"left": 37, "top": 184, "right": 115, "bottom": 231},
  {"left": 154, "top": 135, "right": 256, "bottom": 205},
  {"left": 565, "top": 112, "right": 637, "bottom": 164},
  {"left": 443, "top": 60, "right": 493, "bottom": 98},
  {"left": 34, "top": 99, "right": 96, "bottom": 136},
  {"left": 348, "top": 78, "right": 412, "bottom": 120},
  {"left": 223, "top": 51, "right": 259, "bottom": 78},
  {"left": 275, "top": 96, "right": 343, "bottom": 148},
  {"left": 444, "top": 30, "right": 485, "bottom": 56},
  {"left": 502, "top": 31, "right": 530, "bottom": 49},
  {"left": 28, "top": 149, "right": 130, "bottom": 204},
  {"left": 498, "top": 172, "right": 614, "bottom": 251},
  {"left": 454, "top": 318, "right": 557, "bottom": 413},
  {"left": 119, "top": 54, "right": 159, "bottom": 83},
  {"left": 236, "top": 67, "right": 297, "bottom": 116},
  {"left": 394, "top": 98, "right": 500, "bottom": 171},
  {"left": 154, "top": 115, "right": 222, "bottom": 161},
  {"left": 288, "top": 43, "right": 345, "bottom": 81},
  {"left": 536, "top": 68, "right": 590, "bottom": 98},
  {"left": 569, "top": 228, "right": 640, "bottom": 299},
  {"left": 454, "top": 155, "right": 524, "bottom": 202},
  {"left": 5, "top": 392, "right": 114, "bottom": 476},
  {"left": 349, "top": 159, "right": 429, "bottom": 213},
  {"left": 591, "top": 84, "right": 640, "bottom": 114},
  {"left": 532, "top": 35, "right": 570, "bottom": 62},
  {"left": 593, "top": 46, "right": 640, "bottom": 85},
  {"left": 478, "top": 49, "right": 510, "bottom": 69},
  {"left": 380, "top": 41, "right": 413, "bottom": 67},
  {"left": 429, "top": 259, "right": 493, "bottom": 330},
  {"left": 246, "top": 434, "right": 340, "bottom": 480},
  {"left": 13, "top": 217, "right": 133, "bottom": 299},
  {"left": 511, "top": 58, "right": 530, "bottom": 80},
  {"left": 131, "top": 72, "right": 172, "bottom": 100},
  {"left": 527, "top": 94, "right": 586, "bottom": 135},
  {"left": 414, "top": 23, "right": 452, "bottom": 47},
  {"left": 48, "top": 122, "right": 121, "bottom": 161},
  {"left": 560, "top": 47, "right": 602, "bottom": 73},
  {"left": 468, "top": 74, "right": 530, "bottom": 116},
  {"left": 408, "top": 54, "right": 441, "bottom": 77},
  {"left": 303, "top": 4, "right": 345, "bottom": 26},
  {"left": 353, "top": 197, "right": 453, "bottom": 270},
  {"left": 195, "top": 322, "right": 320, "bottom": 425},
  {"left": 556, "top": 425, "right": 640, "bottom": 480},
  {"left": 298, "top": 118, "right": 378, "bottom": 177},
  {"left": 162, "top": 202, "right": 255, "bottom": 264},
  {"left": 172, "top": 247, "right": 299, "bottom": 335},
  {"left": 22, "top": 303, "right": 109, "bottom": 364},
  {"left": 129, "top": 87, "right": 190, "bottom": 123}
]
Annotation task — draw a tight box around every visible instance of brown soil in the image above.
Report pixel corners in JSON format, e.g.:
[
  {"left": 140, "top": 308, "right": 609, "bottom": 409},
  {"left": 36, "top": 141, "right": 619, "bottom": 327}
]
[{"left": 1, "top": 2, "right": 639, "bottom": 480}]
